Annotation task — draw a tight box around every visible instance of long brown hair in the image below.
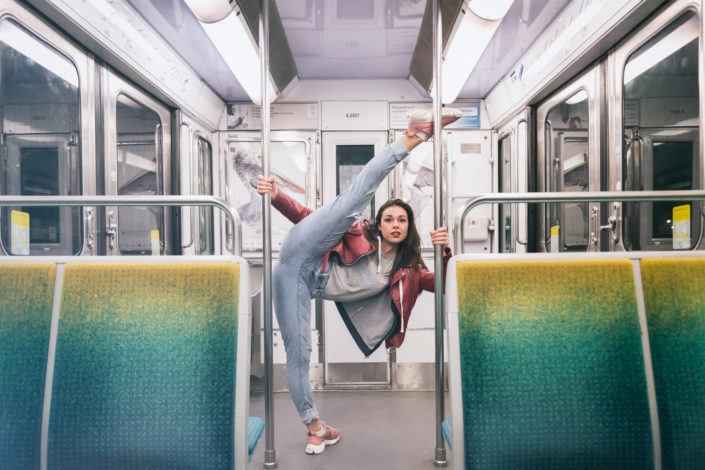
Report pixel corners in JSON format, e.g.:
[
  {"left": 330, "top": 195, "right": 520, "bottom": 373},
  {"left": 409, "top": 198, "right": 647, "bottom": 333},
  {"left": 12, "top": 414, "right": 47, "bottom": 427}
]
[{"left": 364, "top": 199, "right": 426, "bottom": 270}]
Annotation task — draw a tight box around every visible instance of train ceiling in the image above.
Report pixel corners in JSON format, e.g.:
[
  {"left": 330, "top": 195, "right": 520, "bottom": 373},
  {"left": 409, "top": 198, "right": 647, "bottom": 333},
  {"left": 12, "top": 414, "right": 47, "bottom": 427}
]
[{"left": 130, "top": 0, "right": 569, "bottom": 102}]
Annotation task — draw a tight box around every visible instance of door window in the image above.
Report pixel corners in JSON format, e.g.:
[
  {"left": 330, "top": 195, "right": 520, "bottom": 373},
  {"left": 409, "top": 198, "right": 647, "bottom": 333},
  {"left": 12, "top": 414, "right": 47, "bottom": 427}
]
[
  {"left": 116, "top": 93, "right": 163, "bottom": 254},
  {"left": 0, "top": 19, "right": 81, "bottom": 255},
  {"left": 196, "top": 136, "right": 213, "bottom": 255},
  {"left": 498, "top": 134, "right": 512, "bottom": 252},
  {"left": 622, "top": 11, "right": 700, "bottom": 250},
  {"left": 546, "top": 89, "right": 590, "bottom": 251},
  {"left": 336, "top": 145, "right": 376, "bottom": 219}
]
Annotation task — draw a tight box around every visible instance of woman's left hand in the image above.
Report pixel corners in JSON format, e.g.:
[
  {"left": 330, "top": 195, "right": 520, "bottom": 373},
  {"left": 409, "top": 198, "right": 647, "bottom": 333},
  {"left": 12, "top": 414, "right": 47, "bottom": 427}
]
[{"left": 430, "top": 227, "right": 449, "bottom": 249}]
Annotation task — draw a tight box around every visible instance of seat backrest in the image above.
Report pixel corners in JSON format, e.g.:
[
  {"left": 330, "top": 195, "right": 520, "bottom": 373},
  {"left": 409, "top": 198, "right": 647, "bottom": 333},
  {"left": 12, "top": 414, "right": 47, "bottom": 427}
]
[
  {"left": 641, "top": 257, "right": 705, "bottom": 469},
  {"left": 0, "top": 263, "right": 56, "bottom": 470},
  {"left": 47, "top": 260, "right": 247, "bottom": 469},
  {"left": 448, "top": 258, "right": 653, "bottom": 469}
]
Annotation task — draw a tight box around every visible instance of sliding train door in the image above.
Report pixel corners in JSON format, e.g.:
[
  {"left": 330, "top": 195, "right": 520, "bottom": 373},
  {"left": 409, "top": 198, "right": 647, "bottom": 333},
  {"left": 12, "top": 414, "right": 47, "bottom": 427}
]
[
  {"left": 537, "top": 66, "right": 602, "bottom": 252},
  {"left": 321, "top": 131, "right": 391, "bottom": 387},
  {"left": 608, "top": 3, "right": 701, "bottom": 251},
  {"left": 496, "top": 111, "right": 529, "bottom": 253},
  {"left": 101, "top": 71, "right": 172, "bottom": 255},
  {"left": 0, "top": 5, "right": 95, "bottom": 256},
  {"left": 223, "top": 130, "right": 317, "bottom": 385},
  {"left": 180, "top": 114, "right": 216, "bottom": 256}
]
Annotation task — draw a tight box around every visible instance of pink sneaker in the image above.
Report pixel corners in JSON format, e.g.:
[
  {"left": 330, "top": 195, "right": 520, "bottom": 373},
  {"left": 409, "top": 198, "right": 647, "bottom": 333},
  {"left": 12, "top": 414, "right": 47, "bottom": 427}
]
[
  {"left": 405, "top": 107, "right": 462, "bottom": 140},
  {"left": 305, "top": 422, "right": 341, "bottom": 455}
]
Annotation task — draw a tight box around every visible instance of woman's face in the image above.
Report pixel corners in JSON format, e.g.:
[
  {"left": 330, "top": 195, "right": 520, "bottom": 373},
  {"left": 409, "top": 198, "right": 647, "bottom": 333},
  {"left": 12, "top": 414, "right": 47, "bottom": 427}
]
[{"left": 379, "top": 205, "right": 409, "bottom": 245}]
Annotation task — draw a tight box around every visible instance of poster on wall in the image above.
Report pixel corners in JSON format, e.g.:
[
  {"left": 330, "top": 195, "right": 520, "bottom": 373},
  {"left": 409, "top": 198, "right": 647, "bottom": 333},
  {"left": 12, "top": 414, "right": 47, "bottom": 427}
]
[{"left": 226, "top": 140, "right": 308, "bottom": 251}]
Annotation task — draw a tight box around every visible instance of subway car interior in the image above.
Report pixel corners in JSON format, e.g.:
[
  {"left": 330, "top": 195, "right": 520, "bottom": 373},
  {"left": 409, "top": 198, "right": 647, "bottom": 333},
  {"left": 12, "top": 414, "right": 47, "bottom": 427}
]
[{"left": 1, "top": 0, "right": 704, "bottom": 468}]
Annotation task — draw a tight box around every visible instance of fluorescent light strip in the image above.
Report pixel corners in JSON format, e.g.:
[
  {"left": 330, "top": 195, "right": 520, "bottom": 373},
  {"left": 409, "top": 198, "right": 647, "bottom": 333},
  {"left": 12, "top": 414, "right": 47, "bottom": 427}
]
[
  {"left": 438, "top": 9, "right": 501, "bottom": 104},
  {"left": 199, "top": 13, "right": 277, "bottom": 105}
]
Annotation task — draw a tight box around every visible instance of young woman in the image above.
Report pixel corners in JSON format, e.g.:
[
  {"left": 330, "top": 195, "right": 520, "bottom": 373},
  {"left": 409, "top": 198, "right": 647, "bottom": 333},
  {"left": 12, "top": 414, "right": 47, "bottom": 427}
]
[{"left": 256, "top": 108, "right": 460, "bottom": 455}]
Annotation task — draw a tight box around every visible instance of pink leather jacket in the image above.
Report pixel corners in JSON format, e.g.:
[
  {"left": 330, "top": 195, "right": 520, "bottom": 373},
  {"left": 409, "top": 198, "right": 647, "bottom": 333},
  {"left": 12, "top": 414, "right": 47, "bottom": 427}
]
[{"left": 273, "top": 191, "right": 451, "bottom": 349}]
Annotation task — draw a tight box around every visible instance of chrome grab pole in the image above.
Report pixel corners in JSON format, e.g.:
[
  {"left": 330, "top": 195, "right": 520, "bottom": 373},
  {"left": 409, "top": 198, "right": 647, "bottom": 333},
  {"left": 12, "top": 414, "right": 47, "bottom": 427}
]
[
  {"left": 431, "top": 0, "right": 447, "bottom": 466},
  {"left": 260, "top": 0, "right": 277, "bottom": 467},
  {"left": 0, "top": 195, "right": 242, "bottom": 255},
  {"left": 453, "top": 190, "right": 705, "bottom": 254}
]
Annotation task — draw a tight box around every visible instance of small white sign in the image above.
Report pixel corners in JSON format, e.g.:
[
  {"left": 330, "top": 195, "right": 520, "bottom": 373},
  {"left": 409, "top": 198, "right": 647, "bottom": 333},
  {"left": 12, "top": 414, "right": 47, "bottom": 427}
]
[
  {"left": 389, "top": 102, "right": 429, "bottom": 129},
  {"left": 226, "top": 103, "right": 319, "bottom": 130},
  {"left": 321, "top": 101, "right": 388, "bottom": 131}
]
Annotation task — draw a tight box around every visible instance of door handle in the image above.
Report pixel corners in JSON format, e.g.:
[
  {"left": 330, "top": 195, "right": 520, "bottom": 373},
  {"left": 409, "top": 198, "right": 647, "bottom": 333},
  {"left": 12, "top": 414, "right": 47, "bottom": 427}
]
[
  {"left": 600, "top": 216, "right": 617, "bottom": 232},
  {"left": 85, "top": 207, "right": 95, "bottom": 250},
  {"left": 106, "top": 211, "right": 117, "bottom": 250}
]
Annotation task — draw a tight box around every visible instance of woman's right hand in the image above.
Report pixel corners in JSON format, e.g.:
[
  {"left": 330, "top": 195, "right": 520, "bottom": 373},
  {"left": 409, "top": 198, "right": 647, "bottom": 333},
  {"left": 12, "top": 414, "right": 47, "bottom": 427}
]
[{"left": 256, "top": 175, "right": 279, "bottom": 200}]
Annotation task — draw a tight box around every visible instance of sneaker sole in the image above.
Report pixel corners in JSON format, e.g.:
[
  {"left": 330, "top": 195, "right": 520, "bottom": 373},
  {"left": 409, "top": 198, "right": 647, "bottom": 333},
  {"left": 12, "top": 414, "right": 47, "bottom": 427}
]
[
  {"left": 305, "top": 436, "right": 341, "bottom": 455},
  {"left": 407, "top": 107, "right": 462, "bottom": 123}
]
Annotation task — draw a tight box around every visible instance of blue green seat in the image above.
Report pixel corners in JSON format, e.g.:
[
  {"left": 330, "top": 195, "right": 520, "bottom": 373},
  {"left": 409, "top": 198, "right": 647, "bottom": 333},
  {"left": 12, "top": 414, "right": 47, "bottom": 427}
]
[
  {"left": 47, "top": 261, "right": 250, "bottom": 469},
  {"left": 0, "top": 263, "right": 56, "bottom": 470},
  {"left": 641, "top": 257, "right": 705, "bottom": 470},
  {"left": 448, "top": 258, "right": 653, "bottom": 469}
]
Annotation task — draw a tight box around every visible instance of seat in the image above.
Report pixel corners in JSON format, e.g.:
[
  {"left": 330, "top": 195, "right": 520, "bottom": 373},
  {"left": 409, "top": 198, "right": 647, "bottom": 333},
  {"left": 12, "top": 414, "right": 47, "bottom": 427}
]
[
  {"left": 47, "top": 259, "right": 254, "bottom": 469},
  {"left": 0, "top": 262, "right": 56, "bottom": 470},
  {"left": 446, "top": 257, "right": 653, "bottom": 469},
  {"left": 641, "top": 256, "right": 705, "bottom": 469}
]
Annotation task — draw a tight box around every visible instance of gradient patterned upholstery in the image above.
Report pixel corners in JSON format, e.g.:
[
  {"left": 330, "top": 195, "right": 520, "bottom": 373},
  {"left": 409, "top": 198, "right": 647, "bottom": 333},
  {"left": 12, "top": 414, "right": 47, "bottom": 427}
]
[
  {"left": 641, "top": 257, "right": 705, "bottom": 469},
  {"left": 48, "top": 262, "right": 240, "bottom": 469},
  {"left": 0, "top": 263, "right": 56, "bottom": 470},
  {"left": 455, "top": 259, "right": 652, "bottom": 469}
]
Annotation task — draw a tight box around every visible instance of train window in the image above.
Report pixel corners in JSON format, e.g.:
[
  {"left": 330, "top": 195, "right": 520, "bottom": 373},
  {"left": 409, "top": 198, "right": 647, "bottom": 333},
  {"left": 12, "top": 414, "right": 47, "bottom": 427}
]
[
  {"left": 115, "top": 93, "right": 164, "bottom": 255},
  {"left": 622, "top": 11, "right": 700, "bottom": 250},
  {"left": 652, "top": 141, "right": 693, "bottom": 238},
  {"left": 336, "top": 144, "right": 375, "bottom": 219},
  {"left": 546, "top": 89, "right": 590, "bottom": 251},
  {"left": 196, "top": 136, "right": 213, "bottom": 255},
  {"left": 498, "top": 134, "right": 512, "bottom": 252},
  {"left": 0, "top": 19, "right": 81, "bottom": 255}
]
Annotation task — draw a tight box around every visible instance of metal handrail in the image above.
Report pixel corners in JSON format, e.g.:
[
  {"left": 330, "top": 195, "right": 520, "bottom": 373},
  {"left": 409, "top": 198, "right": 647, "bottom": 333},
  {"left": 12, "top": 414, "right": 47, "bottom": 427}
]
[
  {"left": 0, "top": 195, "right": 242, "bottom": 256},
  {"left": 454, "top": 190, "right": 705, "bottom": 254}
]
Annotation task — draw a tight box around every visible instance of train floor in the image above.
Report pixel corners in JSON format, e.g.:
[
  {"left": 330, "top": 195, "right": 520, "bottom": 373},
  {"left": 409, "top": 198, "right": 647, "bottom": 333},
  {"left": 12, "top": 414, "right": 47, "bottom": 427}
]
[{"left": 249, "top": 389, "right": 452, "bottom": 469}]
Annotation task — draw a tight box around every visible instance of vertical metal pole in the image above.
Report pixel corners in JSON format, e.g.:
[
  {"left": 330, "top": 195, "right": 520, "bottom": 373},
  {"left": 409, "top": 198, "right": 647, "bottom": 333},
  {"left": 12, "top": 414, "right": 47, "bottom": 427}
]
[
  {"left": 432, "top": 0, "right": 447, "bottom": 466},
  {"left": 260, "top": 0, "right": 277, "bottom": 467}
]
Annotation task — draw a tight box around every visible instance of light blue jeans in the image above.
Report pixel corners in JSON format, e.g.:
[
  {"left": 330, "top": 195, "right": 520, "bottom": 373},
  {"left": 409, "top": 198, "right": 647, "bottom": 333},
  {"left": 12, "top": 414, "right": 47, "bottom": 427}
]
[{"left": 274, "top": 139, "right": 409, "bottom": 424}]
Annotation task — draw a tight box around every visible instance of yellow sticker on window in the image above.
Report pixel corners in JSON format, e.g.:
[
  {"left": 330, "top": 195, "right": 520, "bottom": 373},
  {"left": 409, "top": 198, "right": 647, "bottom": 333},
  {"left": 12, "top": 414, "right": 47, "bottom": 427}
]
[
  {"left": 150, "top": 230, "right": 160, "bottom": 256},
  {"left": 672, "top": 204, "right": 690, "bottom": 250},
  {"left": 11, "top": 210, "right": 30, "bottom": 255},
  {"left": 550, "top": 225, "right": 559, "bottom": 253}
]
